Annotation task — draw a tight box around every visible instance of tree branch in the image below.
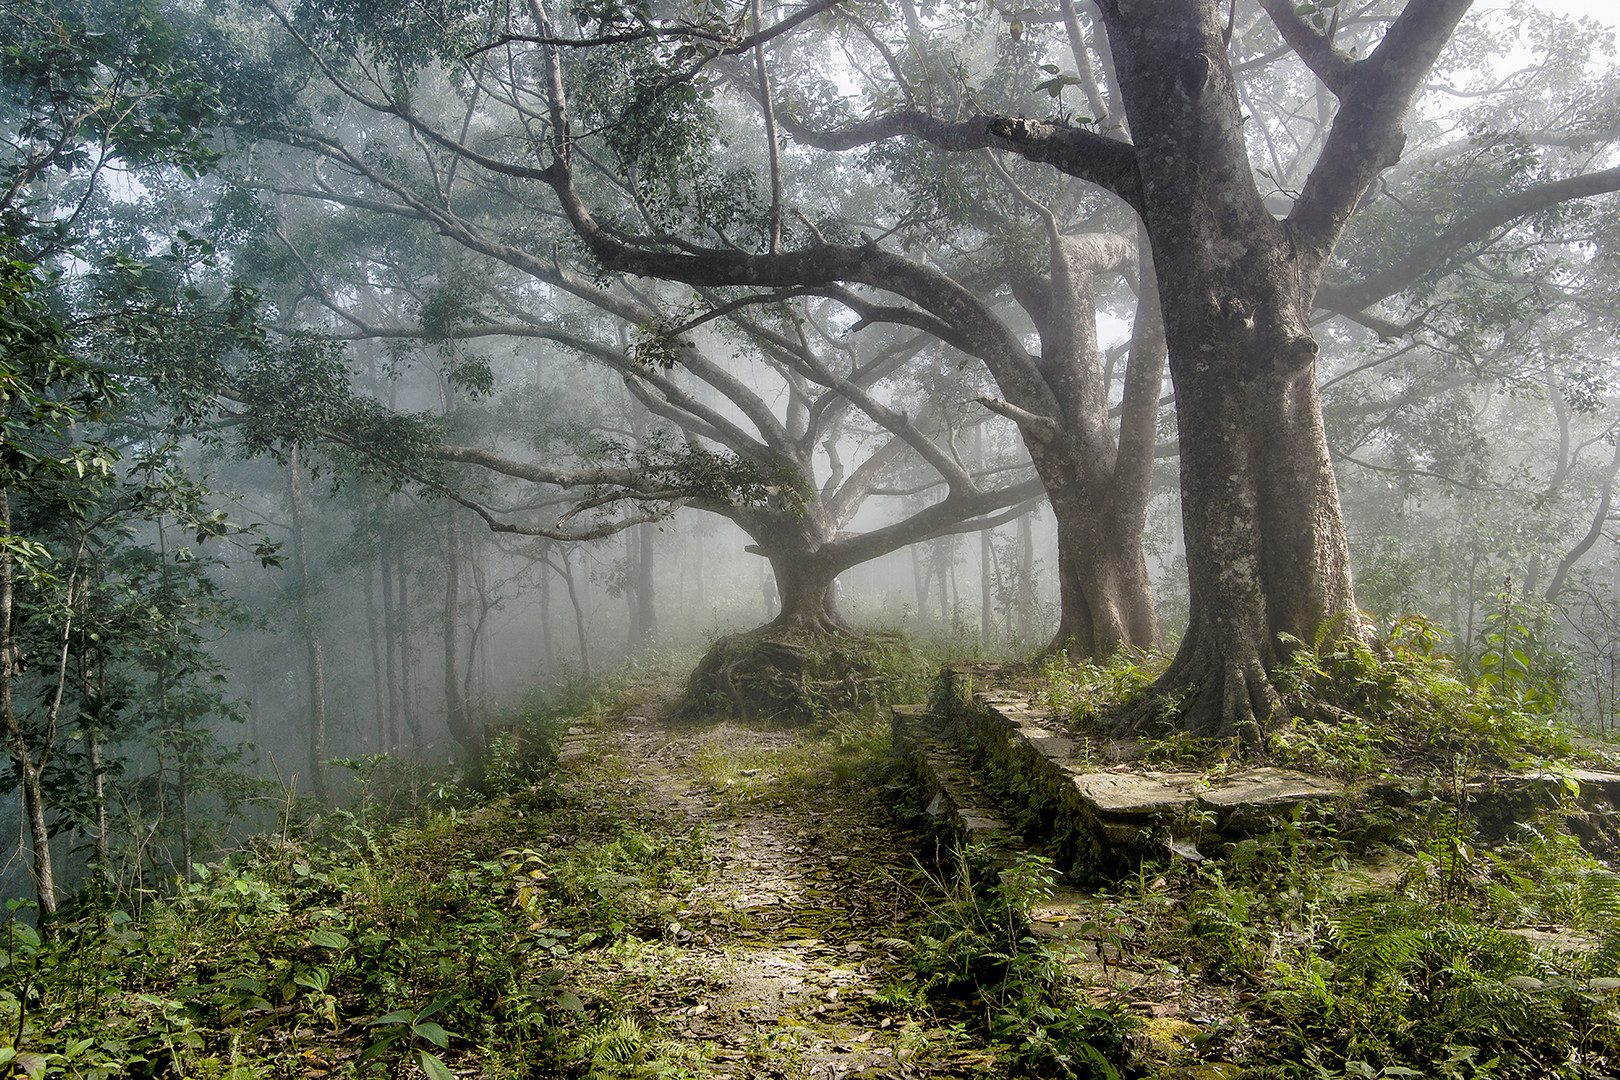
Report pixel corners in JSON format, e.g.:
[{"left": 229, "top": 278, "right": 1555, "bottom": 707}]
[
  {"left": 780, "top": 110, "right": 1143, "bottom": 213},
  {"left": 1316, "top": 167, "right": 1620, "bottom": 313},
  {"left": 1255, "top": 0, "right": 1357, "bottom": 94}
]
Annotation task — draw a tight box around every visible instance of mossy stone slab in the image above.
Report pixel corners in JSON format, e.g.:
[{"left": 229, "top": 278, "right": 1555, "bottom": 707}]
[{"left": 1196, "top": 767, "right": 1343, "bottom": 808}]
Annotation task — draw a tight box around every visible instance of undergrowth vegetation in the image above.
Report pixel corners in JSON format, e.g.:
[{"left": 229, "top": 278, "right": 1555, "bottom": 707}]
[
  {"left": 975, "top": 608, "right": 1620, "bottom": 1078},
  {"left": 881, "top": 852, "right": 1132, "bottom": 1079},
  {"left": 7, "top": 607, "right": 1620, "bottom": 1079}
]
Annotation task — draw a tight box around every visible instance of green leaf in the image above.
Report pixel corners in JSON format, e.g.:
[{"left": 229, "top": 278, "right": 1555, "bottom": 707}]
[
  {"left": 308, "top": 930, "right": 349, "bottom": 949},
  {"left": 369, "top": 1009, "right": 412, "bottom": 1026},
  {"left": 412, "top": 1021, "right": 451, "bottom": 1048},
  {"left": 418, "top": 1050, "right": 455, "bottom": 1080},
  {"left": 13, "top": 1051, "right": 46, "bottom": 1080},
  {"left": 417, "top": 996, "right": 456, "bottom": 1021},
  {"left": 555, "top": 990, "right": 585, "bottom": 1013}
]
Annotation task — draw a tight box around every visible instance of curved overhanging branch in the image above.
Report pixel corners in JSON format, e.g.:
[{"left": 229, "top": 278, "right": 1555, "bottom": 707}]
[
  {"left": 440, "top": 483, "right": 689, "bottom": 540},
  {"left": 467, "top": 0, "right": 847, "bottom": 56},
  {"left": 781, "top": 110, "right": 1144, "bottom": 215},
  {"left": 824, "top": 476, "right": 1046, "bottom": 574},
  {"left": 428, "top": 443, "right": 662, "bottom": 491},
  {"left": 1316, "top": 166, "right": 1620, "bottom": 315}
]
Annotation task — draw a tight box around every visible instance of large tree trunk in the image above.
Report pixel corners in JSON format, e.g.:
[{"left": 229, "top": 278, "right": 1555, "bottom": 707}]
[
  {"left": 751, "top": 514, "right": 845, "bottom": 635},
  {"left": 1004, "top": 228, "right": 1165, "bottom": 659},
  {"left": 1104, "top": 0, "right": 1376, "bottom": 738},
  {"left": 1046, "top": 489, "right": 1159, "bottom": 658}
]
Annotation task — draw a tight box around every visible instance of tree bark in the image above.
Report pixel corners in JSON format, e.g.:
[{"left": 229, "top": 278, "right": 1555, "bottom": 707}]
[
  {"left": 380, "top": 552, "right": 403, "bottom": 756},
  {"left": 0, "top": 490, "right": 59, "bottom": 922},
  {"left": 742, "top": 506, "right": 847, "bottom": 634},
  {"left": 441, "top": 516, "right": 479, "bottom": 766},
  {"left": 287, "top": 448, "right": 333, "bottom": 808},
  {"left": 1099, "top": 0, "right": 1442, "bottom": 736},
  {"left": 1003, "top": 227, "right": 1164, "bottom": 657}
]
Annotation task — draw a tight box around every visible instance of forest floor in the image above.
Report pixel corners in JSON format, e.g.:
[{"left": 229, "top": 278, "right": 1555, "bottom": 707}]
[{"left": 543, "top": 702, "right": 1007, "bottom": 1079}]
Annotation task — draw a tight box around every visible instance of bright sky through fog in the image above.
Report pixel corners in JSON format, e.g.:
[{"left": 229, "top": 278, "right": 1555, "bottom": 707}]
[{"left": 1527, "top": 0, "right": 1619, "bottom": 31}]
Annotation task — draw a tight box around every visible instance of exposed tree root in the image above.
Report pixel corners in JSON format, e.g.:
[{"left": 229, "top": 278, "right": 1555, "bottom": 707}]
[
  {"left": 1110, "top": 642, "right": 1279, "bottom": 745},
  {"left": 666, "top": 623, "right": 923, "bottom": 724}
]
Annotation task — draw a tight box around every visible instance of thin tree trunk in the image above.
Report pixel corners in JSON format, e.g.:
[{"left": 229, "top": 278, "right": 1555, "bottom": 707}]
[
  {"left": 442, "top": 517, "right": 477, "bottom": 765},
  {"left": 694, "top": 527, "right": 706, "bottom": 607},
  {"left": 625, "top": 526, "right": 640, "bottom": 651},
  {"left": 0, "top": 490, "right": 60, "bottom": 923},
  {"left": 364, "top": 562, "right": 385, "bottom": 754},
  {"left": 288, "top": 449, "right": 332, "bottom": 808},
  {"left": 981, "top": 526, "right": 994, "bottom": 647},
  {"left": 636, "top": 521, "right": 657, "bottom": 646},
  {"left": 399, "top": 561, "right": 422, "bottom": 760},
  {"left": 1016, "top": 512, "right": 1037, "bottom": 642},
  {"left": 560, "top": 548, "right": 592, "bottom": 680},
  {"left": 539, "top": 544, "right": 556, "bottom": 671},
  {"left": 87, "top": 726, "right": 110, "bottom": 883},
  {"left": 380, "top": 554, "right": 402, "bottom": 755}
]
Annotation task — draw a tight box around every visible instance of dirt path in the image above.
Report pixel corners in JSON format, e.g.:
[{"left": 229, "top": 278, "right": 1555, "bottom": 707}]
[{"left": 557, "top": 710, "right": 996, "bottom": 1079}]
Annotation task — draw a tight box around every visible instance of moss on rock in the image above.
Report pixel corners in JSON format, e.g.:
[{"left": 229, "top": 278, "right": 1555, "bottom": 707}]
[{"left": 666, "top": 625, "right": 928, "bottom": 724}]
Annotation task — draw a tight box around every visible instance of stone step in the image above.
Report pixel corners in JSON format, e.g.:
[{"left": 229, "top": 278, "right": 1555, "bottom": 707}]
[
  {"left": 909, "top": 665, "right": 1620, "bottom": 882},
  {"left": 556, "top": 725, "right": 595, "bottom": 766},
  {"left": 891, "top": 705, "right": 1023, "bottom": 872}
]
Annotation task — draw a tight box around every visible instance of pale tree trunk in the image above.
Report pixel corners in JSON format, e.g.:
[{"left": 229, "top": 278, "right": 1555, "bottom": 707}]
[
  {"left": 288, "top": 449, "right": 332, "bottom": 807},
  {"left": 364, "top": 563, "right": 385, "bottom": 754},
  {"left": 0, "top": 490, "right": 60, "bottom": 924},
  {"left": 88, "top": 726, "right": 110, "bottom": 888},
  {"left": 441, "top": 516, "right": 479, "bottom": 766},
  {"left": 380, "top": 554, "right": 403, "bottom": 756},
  {"left": 694, "top": 527, "right": 706, "bottom": 607},
  {"left": 1015, "top": 512, "right": 1037, "bottom": 643},
  {"left": 624, "top": 527, "right": 639, "bottom": 651},
  {"left": 981, "top": 526, "right": 994, "bottom": 646},
  {"left": 559, "top": 547, "right": 592, "bottom": 680},
  {"left": 399, "top": 567, "right": 423, "bottom": 760},
  {"left": 539, "top": 545, "right": 556, "bottom": 670},
  {"left": 636, "top": 521, "right": 657, "bottom": 645}
]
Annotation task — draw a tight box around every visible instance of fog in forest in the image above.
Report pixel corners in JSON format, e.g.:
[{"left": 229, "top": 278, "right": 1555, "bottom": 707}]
[{"left": 3, "top": 0, "right": 1619, "bottom": 926}]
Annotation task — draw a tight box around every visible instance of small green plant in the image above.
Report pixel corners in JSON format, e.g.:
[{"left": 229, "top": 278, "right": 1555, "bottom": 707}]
[
  {"left": 893, "top": 850, "right": 1129, "bottom": 1078},
  {"left": 1029, "top": 647, "right": 1168, "bottom": 723},
  {"left": 1269, "top": 614, "right": 1575, "bottom": 779},
  {"left": 363, "top": 999, "right": 458, "bottom": 1080}
]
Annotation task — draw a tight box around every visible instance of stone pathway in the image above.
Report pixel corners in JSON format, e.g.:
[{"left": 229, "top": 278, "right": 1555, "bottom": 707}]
[{"left": 558, "top": 713, "right": 1000, "bottom": 1079}]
